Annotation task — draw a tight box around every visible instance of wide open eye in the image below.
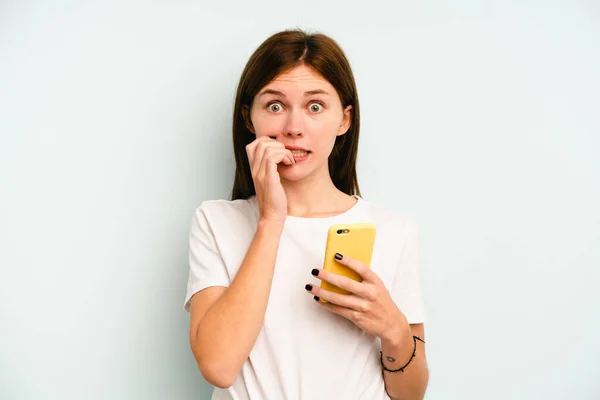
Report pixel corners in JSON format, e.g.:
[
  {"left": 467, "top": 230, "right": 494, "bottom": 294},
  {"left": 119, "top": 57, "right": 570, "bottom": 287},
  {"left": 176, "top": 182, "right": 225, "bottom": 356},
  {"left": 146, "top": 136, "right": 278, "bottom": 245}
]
[
  {"left": 267, "top": 102, "right": 283, "bottom": 113},
  {"left": 308, "top": 102, "right": 324, "bottom": 113}
]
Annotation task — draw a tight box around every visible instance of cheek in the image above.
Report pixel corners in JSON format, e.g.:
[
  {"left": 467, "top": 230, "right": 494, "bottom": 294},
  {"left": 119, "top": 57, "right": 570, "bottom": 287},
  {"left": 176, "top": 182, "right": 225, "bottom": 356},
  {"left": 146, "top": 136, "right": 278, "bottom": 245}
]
[
  {"left": 251, "top": 114, "right": 285, "bottom": 137},
  {"left": 310, "top": 113, "right": 342, "bottom": 133},
  {"left": 306, "top": 118, "right": 339, "bottom": 146}
]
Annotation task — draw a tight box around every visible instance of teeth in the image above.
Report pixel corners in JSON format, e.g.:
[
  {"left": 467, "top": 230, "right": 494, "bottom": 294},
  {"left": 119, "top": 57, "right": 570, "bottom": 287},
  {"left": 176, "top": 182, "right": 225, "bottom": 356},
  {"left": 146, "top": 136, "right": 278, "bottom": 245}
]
[{"left": 291, "top": 150, "right": 308, "bottom": 156}]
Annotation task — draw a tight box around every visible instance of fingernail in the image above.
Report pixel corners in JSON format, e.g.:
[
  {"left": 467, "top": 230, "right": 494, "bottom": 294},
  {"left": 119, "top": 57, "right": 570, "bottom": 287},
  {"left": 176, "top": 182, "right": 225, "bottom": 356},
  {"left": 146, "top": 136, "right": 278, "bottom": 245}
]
[
  {"left": 335, "top": 253, "right": 343, "bottom": 260},
  {"left": 305, "top": 284, "right": 312, "bottom": 291},
  {"left": 314, "top": 296, "right": 320, "bottom": 301},
  {"left": 311, "top": 269, "right": 319, "bottom": 276}
]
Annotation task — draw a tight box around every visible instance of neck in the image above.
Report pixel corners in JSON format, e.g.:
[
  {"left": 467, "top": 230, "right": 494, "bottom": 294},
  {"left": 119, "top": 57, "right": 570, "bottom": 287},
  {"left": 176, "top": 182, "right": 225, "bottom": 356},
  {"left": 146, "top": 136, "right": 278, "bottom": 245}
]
[{"left": 281, "top": 167, "right": 355, "bottom": 218}]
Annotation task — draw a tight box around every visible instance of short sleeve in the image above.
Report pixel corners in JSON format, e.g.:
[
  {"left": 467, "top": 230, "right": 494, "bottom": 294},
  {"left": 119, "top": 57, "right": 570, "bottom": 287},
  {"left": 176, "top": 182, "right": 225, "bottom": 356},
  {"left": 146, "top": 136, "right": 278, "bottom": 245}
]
[
  {"left": 183, "top": 205, "right": 231, "bottom": 312},
  {"left": 390, "top": 217, "right": 426, "bottom": 324}
]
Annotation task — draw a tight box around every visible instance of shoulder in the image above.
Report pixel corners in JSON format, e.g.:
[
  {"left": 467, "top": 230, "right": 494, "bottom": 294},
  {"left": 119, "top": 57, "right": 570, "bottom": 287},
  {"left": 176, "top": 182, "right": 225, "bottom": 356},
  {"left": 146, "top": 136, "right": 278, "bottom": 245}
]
[
  {"left": 196, "top": 196, "right": 256, "bottom": 220},
  {"left": 194, "top": 196, "right": 258, "bottom": 224}
]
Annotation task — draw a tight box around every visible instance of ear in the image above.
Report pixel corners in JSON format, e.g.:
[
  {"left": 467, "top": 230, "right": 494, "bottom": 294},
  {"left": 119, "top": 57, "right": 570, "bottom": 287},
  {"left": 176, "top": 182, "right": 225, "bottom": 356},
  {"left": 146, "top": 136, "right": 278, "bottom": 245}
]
[
  {"left": 337, "top": 105, "right": 353, "bottom": 136},
  {"left": 242, "top": 105, "right": 255, "bottom": 134}
]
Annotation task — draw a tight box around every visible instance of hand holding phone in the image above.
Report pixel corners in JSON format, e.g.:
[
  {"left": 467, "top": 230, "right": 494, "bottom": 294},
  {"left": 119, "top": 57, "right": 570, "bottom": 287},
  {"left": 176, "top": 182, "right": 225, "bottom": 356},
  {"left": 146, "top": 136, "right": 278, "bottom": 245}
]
[{"left": 320, "top": 223, "right": 376, "bottom": 297}]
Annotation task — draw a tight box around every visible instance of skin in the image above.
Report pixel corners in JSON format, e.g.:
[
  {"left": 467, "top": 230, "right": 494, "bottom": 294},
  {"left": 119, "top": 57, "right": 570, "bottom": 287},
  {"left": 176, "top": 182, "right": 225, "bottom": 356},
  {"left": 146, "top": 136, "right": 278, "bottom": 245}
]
[{"left": 243, "top": 64, "right": 355, "bottom": 219}]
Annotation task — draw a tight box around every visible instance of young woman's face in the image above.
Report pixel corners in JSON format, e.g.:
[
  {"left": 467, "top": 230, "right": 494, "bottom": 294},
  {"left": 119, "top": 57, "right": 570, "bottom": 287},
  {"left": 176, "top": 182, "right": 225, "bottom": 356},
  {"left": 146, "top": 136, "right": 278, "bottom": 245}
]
[{"left": 246, "top": 64, "right": 352, "bottom": 182}]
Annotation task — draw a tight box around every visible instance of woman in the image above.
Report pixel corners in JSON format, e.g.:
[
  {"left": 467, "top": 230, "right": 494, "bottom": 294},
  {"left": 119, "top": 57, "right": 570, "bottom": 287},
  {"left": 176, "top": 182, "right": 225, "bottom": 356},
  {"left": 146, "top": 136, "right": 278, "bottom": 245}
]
[{"left": 184, "top": 29, "right": 429, "bottom": 400}]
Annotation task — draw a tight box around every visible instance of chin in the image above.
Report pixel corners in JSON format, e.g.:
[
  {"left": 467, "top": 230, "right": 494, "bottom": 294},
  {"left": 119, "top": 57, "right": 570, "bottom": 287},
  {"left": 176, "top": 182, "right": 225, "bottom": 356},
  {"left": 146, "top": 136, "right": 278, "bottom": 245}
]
[{"left": 278, "top": 166, "right": 310, "bottom": 182}]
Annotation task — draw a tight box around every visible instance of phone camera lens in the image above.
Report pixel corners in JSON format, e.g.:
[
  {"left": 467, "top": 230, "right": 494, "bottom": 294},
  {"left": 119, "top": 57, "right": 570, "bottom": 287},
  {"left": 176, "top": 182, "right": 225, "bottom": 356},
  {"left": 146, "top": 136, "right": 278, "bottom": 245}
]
[{"left": 337, "top": 229, "right": 342, "bottom": 234}]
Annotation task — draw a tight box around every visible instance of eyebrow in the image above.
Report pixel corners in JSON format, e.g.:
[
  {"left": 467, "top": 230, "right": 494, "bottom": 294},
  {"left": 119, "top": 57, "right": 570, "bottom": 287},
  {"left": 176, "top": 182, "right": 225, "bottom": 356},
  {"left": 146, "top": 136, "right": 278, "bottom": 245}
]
[{"left": 258, "top": 89, "right": 330, "bottom": 98}]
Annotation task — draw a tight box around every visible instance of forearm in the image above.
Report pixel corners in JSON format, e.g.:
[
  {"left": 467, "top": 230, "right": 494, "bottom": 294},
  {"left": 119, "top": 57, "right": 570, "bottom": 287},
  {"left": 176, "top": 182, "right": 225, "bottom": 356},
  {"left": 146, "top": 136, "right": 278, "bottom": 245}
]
[
  {"left": 381, "top": 318, "right": 429, "bottom": 400},
  {"left": 195, "top": 219, "right": 284, "bottom": 380}
]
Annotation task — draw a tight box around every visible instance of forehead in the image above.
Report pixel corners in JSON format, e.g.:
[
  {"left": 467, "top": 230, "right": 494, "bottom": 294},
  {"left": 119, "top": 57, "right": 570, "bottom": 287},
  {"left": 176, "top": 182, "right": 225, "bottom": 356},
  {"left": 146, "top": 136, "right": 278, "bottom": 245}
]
[{"left": 267, "top": 65, "right": 332, "bottom": 91}]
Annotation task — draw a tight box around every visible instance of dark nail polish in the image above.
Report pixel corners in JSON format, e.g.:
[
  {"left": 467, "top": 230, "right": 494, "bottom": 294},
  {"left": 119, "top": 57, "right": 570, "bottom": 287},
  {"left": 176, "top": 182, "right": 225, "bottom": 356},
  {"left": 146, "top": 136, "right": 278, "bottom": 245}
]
[
  {"left": 314, "top": 296, "right": 320, "bottom": 301},
  {"left": 311, "top": 269, "right": 319, "bottom": 276},
  {"left": 335, "top": 253, "right": 343, "bottom": 260},
  {"left": 305, "top": 284, "right": 312, "bottom": 291}
]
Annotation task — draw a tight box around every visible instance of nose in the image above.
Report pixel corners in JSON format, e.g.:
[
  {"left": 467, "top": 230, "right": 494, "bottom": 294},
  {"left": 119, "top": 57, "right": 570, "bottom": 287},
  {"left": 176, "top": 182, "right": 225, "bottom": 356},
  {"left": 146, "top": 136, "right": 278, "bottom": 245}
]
[{"left": 283, "top": 109, "right": 304, "bottom": 137}]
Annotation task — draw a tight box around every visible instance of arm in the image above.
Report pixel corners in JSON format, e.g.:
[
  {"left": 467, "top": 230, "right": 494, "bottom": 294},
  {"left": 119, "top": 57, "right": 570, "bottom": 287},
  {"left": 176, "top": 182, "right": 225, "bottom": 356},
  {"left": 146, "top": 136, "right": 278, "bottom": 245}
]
[
  {"left": 306, "top": 216, "right": 428, "bottom": 399},
  {"left": 382, "top": 216, "right": 428, "bottom": 399},
  {"left": 189, "top": 219, "right": 284, "bottom": 388},
  {"left": 381, "top": 321, "right": 428, "bottom": 400},
  {"left": 306, "top": 256, "right": 429, "bottom": 399}
]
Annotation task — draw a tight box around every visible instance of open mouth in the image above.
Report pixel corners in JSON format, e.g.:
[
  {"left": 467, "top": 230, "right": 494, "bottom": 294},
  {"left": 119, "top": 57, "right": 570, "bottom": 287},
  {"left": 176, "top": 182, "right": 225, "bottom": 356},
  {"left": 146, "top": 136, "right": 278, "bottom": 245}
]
[
  {"left": 290, "top": 150, "right": 311, "bottom": 162},
  {"left": 290, "top": 150, "right": 309, "bottom": 157}
]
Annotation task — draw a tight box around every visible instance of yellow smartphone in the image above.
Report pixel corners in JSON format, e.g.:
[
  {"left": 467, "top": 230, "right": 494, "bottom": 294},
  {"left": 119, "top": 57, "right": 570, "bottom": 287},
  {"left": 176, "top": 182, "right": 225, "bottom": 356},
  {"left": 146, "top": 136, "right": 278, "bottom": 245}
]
[{"left": 320, "top": 222, "right": 376, "bottom": 301}]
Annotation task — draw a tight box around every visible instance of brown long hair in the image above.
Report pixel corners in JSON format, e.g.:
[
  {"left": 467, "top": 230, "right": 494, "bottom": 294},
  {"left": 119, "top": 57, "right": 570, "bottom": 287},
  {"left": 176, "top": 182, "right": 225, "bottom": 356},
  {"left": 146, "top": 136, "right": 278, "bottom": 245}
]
[{"left": 230, "top": 29, "right": 361, "bottom": 200}]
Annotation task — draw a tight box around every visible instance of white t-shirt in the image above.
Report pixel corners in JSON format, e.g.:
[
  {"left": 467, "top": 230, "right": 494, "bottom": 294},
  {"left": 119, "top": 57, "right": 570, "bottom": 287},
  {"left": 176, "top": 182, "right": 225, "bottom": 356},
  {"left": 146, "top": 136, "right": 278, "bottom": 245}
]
[{"left": 184, "top": 195, "right": 425, "bottom": 400}]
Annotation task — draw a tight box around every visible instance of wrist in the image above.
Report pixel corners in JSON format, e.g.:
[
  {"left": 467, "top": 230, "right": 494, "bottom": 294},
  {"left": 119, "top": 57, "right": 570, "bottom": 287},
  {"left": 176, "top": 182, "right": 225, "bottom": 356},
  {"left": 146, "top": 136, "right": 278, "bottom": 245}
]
[
  {"left": 380, "top": 312, "right": 411, "bottom": 347},
  {"left": 257, "top": 218, "right": 285, "bottom": 233}
]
